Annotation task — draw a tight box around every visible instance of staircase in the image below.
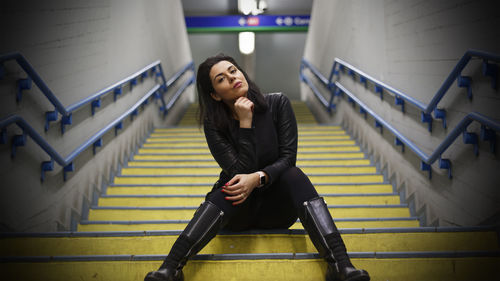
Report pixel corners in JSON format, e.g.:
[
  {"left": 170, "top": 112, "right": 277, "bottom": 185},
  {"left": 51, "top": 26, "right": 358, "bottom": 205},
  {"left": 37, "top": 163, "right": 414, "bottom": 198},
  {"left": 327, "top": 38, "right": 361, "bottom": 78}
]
[{"left": 1, "top": 101, "right": 499, "bottom": 281}]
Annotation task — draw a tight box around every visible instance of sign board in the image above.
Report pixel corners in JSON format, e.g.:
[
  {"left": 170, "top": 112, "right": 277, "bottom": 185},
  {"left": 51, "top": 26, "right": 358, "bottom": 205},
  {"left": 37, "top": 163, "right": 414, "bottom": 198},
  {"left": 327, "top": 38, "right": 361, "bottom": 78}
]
[{"left": 185, "top": 15, "right": 310, "bottom": 33}]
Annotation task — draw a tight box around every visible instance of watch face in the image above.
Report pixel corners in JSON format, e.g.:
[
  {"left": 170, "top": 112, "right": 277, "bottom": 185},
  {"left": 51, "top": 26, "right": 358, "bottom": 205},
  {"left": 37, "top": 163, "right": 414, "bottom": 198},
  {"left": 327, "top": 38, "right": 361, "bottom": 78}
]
[{"left": 260, "top": 174, "right": 265, "bottom": 185}]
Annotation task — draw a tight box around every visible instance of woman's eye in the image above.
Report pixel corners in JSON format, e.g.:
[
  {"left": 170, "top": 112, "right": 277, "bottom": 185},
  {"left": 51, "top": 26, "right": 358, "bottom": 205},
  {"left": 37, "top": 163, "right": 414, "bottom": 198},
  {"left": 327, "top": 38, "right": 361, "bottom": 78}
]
[
  {"left": 218, "top": 77, "right": 224, "bottom": 83},
  {"left": 230, "top": 69, "right": 236, "bottom": 73}
]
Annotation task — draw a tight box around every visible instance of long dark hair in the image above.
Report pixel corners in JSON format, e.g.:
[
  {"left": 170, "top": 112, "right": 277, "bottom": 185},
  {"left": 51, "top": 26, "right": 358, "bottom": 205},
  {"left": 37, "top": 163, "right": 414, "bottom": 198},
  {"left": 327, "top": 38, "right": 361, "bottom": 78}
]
[{"left": 196, "top": 53, "right": 267, "bottom": 131}]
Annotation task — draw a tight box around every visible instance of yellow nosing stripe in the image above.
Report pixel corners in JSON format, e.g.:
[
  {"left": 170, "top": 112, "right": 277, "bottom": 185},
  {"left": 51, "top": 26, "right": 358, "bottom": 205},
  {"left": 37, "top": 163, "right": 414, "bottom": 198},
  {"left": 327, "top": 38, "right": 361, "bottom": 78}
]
[
  {"left": 134, "top": 155, "right": 215, "bottom": 160},
  {"left": 3, "top": 257, "right": 500, "bottom": 281},
  {"left": 314, "top": 184, "right": 393, "bottom": 194},
  {"left": 308, "top": 175, "right": 384, "bottom": 183},
  {"left": 127, "top": 161, "right": 218, "bottom": 167},
  {"left": 120, "top": 166, "right": 376, "bottom": 176},
  {"left": 298, "top": 140, "right": 355, "bottom": 145},
  {"left": 297, "top": 159, "right": 370, "bottom": 165},
  {"left": 78, "top": 219, "right": 420, "bottom": 232},
  {"left": 106, "top": 184, "right": 394, "bottom": 196},
  {"left": 146, "top": 137, "right": 205, "bottom": 142},
  {"left": 113, "top": 175, "right": 383, "bottom": 185},
  {"left": 127, "top": 159, "right": 370, "bottom": 167},
  {"left": 143, "top": 143, "right": 209, "bottom": 148},
  {"left": 297, "top": 153, "right": 365, "bottom": 159},
  {"left": 87, "top": 207, "right": 410, "bottom": 221},
  {"left": 107, "top": 186, "right": 213, "bottom": 195},
  {"left": 3, "top": 232, "right": 497, "bottom": 256},
  {"left": 97, "top": 195, "right": 400, "bottom": 207},
  {"left": 298, "top": 135, "right": 350, "bottom": 140}
]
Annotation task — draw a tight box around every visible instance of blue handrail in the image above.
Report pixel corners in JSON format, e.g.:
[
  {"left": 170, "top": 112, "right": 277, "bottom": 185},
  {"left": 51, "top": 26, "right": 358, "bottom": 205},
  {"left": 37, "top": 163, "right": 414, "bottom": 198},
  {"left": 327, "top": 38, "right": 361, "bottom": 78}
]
[
  {"left": 300, "top": 58, "right": 500, "bottom": 179},
  {"left": 335, "top": 82, "right": 500, "bottom": 162},
  {"left": 299, "top": 61, "right": 331, "bottom": 109},
  {"left": 326, "top": 49, "right": 500, "bottom": 131},
  {"left": 0, "top": 52, "right": 68, "bottom": 114},
  {"left": 0, "top": 52, "right": 195, "bottom": 133},
  {"left": 65, "top": 60, "right": 163, "bottom": 113},
  {"left": 0, "top": 59, "right": 195, "bottom": 181},
  {"left": 1, "top": 84, "right": 160, "bottom": 180}
]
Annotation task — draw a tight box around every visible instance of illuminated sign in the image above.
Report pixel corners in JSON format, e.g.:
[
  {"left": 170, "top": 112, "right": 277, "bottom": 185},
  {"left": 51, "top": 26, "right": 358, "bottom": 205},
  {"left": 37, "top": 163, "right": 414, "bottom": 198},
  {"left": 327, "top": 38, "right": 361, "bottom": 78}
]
[{"left": 185, "top": 15, "right": 310, "bottom": 33}]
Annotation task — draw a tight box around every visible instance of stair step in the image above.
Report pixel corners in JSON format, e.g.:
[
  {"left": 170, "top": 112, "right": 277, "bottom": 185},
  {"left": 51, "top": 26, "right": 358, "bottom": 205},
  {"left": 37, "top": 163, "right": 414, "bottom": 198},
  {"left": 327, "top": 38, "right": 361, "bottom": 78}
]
[
  {"left": 119, "top": 166, "right": 377, "bottom": 176},
  {"left": 78, "top": 218, "right": 421, "bottom": 231},
  {"left": 87, "top": 205, "right": 411, "bottom": 221},
  {"left": 113, "top": 174, "right": 384, "bottom": 185},
  {"left": 138, "top": 146, "right": 361, "bottom": 154},
  {"left": 152, "top": 125, "right": 343, "bottom": 133},
  {"left": 133, "top": 152, "right": 367, "bottom": 160},
  {"left": 2, "top": 253, "right": 499, "bottom": 281},
  {"left": 2, "top": 228, "right": 497, "bottom": 256},
  {"left": 148, "top": 130, "right": 348, "bottom": 138},
  {"left": 97, "top": 193, "right": 400, "bottom": 207},
  {"left": 143, "top": 140, "right": 357, "bottom": 146},
  {"left": 106, "top": 184, "right": 394, "bottom": 195},
  {"left": 126, "top": 159, "right": 371, "bottom": 167},
  {"left": 147, "top": 135, "right": 353, "bottom": 142}
]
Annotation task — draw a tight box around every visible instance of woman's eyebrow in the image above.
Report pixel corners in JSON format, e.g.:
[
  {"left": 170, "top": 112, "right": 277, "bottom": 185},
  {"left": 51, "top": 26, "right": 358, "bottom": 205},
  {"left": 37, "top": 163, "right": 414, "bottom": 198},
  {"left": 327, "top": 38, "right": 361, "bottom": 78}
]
[{"left": 213, "top": 65, "right": 234, "bottom": 81}]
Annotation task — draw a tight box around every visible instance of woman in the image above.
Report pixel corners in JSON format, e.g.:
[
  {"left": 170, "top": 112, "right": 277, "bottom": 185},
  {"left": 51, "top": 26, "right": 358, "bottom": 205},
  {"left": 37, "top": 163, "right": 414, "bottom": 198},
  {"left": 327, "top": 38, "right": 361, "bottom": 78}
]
[{"left": 144, "top": 54, "right": 370, "bottom": 281}]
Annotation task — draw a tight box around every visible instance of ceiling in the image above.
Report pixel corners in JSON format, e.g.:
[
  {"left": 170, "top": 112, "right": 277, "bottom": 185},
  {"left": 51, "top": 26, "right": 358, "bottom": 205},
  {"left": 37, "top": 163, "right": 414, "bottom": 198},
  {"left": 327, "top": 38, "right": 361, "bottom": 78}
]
[{"left": 181, "top": 0, "right": 313, "bottom": 16}]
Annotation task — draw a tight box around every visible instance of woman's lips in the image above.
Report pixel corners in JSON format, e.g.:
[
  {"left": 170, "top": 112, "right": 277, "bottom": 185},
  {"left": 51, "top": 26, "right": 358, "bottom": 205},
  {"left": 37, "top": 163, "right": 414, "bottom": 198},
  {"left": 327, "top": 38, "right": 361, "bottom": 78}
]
[{"left": 233, "top": 81, "right": 242, "bottom": 89}]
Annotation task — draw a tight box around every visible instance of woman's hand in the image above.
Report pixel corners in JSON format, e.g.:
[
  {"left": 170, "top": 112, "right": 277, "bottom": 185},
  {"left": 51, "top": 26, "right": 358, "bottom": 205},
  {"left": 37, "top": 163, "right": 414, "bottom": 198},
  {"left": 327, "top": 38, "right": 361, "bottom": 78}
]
[
  {"left": 222, "top": 172, "right": 260, "bottom": 205},
  {"left": 234, "top": 97, "right": 254, "bottom": 128}
]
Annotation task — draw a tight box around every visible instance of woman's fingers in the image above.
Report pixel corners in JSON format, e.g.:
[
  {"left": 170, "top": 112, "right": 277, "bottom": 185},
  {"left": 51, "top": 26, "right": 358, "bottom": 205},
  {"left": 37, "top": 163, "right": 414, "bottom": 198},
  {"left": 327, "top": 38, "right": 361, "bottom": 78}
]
[
  {"left": 221, "top": 186, "right": 239, "bottom": 195},
  {"left": 234, "top": 97, "right": 254, "bottom": 112},
  {"left": 222, "top": 173, "right": 256, "bottom": 205},
  {"left": 226, "top": 192, "right": 247, "bottom": 205},
  {"left": 225, "top": 175, "right": 240, "bottom": 187},
  {"left": 232, "top": 197, "right": 246, "bottom": 205}
]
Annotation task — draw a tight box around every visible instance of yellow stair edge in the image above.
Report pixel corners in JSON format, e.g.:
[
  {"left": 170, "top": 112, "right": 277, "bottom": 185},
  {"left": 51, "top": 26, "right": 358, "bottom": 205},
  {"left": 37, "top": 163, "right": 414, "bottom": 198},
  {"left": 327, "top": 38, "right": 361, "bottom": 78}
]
[
  {"left": 2, "top": 231, "right": 498, "bottom": 256},
  {"left": 1, "top": 256, "right": 499, "bottom": 281}
]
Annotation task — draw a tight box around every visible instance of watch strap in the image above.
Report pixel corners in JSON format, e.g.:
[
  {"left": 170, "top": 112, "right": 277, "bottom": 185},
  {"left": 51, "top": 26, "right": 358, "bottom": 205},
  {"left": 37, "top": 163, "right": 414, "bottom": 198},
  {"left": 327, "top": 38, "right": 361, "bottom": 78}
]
[{"left": 257, "top": 171, "right": 266, "bottom": 187}]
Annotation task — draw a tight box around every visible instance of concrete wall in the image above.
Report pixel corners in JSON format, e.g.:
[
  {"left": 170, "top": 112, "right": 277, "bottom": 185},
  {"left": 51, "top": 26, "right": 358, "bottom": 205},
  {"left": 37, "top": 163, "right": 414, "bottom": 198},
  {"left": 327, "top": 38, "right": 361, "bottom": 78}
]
[
  {"left": 188, "top": 32, "right": 307, "bottom": 100},
  {"left": 255, "top": 32, "right": 308, "bottom": 99},
  {"left": 302, "top": 0, "right": 500, "bottom": 226},
  {"left": 183, "top": 0, "right": 311, "bottom": 100},
  {"left": 0, "top": 0, "right": 194, "bottom": 232}
]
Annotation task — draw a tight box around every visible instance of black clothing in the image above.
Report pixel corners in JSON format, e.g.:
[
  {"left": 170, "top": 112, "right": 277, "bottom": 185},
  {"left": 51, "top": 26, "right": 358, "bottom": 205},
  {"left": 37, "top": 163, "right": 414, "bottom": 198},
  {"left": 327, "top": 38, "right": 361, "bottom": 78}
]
[
  {"left": 204, "top": 92, "right": 298, "bottom": 187},
  {"left": 203, "top": 93, "right": 318, "bottom": 231},
  {"left": 207, "top": 166, "right": 318, "bottom": 231},
  {"left": 146, "top": 92, "right": 370, "bottom": 281}
]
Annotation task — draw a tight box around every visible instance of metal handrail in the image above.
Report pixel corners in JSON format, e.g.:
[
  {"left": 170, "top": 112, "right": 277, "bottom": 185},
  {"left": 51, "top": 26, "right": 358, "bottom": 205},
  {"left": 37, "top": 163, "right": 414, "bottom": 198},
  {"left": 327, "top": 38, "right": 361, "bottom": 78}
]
[
  {"left": 335, "top": 82, "right": 500, "bottom": 163},
  {"left": 0, "top": 52, "right": 194, "bottom": 132},
  {"left": 331, "top": 58, "right": 427, "bottom": 110},
  {"left": 65, "top": 60, "right": 163, "bottom": 112},
  {"left": 300, "top": 58, "right": 500, "bottom": 179},
  {"left": 327, "top": 49, "right": 500, "bottom": 131},
  {"left": 299, "top": 61, "right": 331, "bottom": 109},
  {"left": 0, "top": 59, "right": 195, "bottom": 181},
  {"left": 1, "top": 84, "right": 159, "bottom": 178}
]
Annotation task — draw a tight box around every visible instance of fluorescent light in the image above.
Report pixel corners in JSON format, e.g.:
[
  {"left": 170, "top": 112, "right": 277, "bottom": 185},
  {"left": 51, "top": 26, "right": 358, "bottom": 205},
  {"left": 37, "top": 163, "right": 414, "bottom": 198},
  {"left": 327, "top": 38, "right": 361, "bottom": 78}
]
[
  {"left": 239, "top": 32, "right": 255, "bottom": 55},
  {"left": 238, "top": 0, "right": 255, "bottom": 15}
]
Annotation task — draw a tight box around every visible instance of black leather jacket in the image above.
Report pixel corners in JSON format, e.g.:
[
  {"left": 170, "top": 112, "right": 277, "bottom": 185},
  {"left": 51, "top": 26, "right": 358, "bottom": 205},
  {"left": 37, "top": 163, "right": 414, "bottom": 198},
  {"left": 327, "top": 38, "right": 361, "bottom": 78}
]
[{"left": 204, "top": 93, "right": 298, "bottom": 189}]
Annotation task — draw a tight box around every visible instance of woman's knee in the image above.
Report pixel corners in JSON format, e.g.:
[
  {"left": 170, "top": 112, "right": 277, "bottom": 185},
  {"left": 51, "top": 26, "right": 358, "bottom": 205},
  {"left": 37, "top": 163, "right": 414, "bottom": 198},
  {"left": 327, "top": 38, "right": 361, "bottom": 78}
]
[
  {"left": 279, "top": 167, "right": 310, "bottom": 186},
  {"left": 277, "top": 166, "right": 319, "bottom": 204}
]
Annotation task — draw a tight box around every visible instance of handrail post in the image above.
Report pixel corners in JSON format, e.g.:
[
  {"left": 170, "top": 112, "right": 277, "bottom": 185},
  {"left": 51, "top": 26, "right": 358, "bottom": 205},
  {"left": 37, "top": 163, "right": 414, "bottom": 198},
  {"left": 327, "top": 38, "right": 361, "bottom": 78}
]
[
  {"left": 0, "top": 59, "right": 195, "bottom": 182},
  {"left": 301, "top": 58, "right": 500, "bottom": 181}
]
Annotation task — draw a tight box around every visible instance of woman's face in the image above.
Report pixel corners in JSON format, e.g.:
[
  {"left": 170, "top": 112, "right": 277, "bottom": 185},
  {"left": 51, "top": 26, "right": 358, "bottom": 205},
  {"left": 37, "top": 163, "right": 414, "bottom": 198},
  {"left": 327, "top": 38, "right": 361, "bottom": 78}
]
[{"left": 209, "top": 60, "right": 249, "bottom": 105}]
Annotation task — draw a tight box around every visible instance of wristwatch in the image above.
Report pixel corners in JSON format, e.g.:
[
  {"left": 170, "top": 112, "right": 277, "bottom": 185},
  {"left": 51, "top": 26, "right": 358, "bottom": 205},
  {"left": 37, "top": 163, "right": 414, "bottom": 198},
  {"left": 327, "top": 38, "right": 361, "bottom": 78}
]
[{"left": 257, "top": 171, "right": 266, "bottom": 188}]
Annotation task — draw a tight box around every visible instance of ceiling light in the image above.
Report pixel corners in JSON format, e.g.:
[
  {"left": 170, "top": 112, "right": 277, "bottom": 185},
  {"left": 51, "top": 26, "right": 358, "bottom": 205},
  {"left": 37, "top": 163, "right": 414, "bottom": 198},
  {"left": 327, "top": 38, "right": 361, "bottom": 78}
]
[{"left": 239, "top": 32, "right": 255, "bottom": 55}]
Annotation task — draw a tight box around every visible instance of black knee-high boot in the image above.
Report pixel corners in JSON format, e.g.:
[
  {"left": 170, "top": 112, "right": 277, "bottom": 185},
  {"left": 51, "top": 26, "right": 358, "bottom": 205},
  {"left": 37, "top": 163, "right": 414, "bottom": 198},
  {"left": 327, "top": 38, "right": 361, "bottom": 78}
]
[
  {"left": 300, "top": 197, "right": 370, "bottom": 281},
  {"left": 144, "top": 201, "right": 225, "bottom": 281}
]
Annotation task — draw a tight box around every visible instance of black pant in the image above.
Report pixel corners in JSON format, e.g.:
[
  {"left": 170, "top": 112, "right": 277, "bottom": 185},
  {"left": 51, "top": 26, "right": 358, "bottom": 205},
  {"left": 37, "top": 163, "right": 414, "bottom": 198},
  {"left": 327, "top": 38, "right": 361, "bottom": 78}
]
[{"left": 206, "top": 167, "right": 319, "bottom": 231}]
